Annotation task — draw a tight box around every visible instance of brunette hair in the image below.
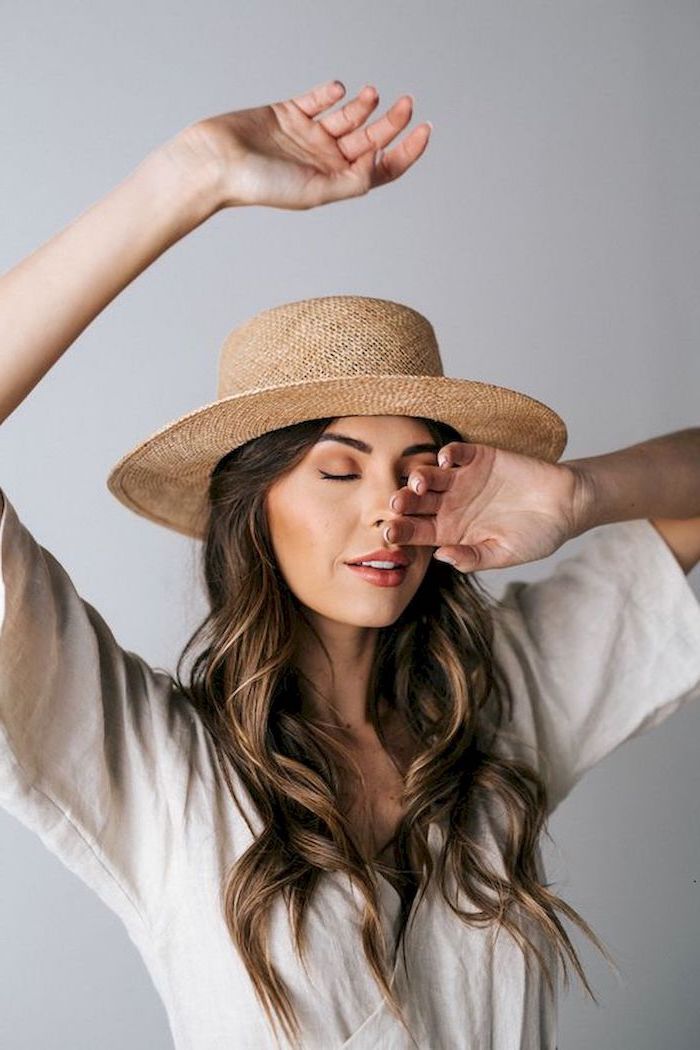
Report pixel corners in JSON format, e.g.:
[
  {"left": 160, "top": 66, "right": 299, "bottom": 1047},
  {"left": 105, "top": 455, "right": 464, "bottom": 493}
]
[{"left": 171, "top": 414, "right": 613, "bottom": 1047}]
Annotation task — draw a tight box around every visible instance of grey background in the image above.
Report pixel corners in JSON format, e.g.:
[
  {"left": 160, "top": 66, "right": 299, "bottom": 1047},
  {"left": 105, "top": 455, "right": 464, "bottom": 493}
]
[{"left": 1, "top": 1, "right": 699, "bottom": 1047}]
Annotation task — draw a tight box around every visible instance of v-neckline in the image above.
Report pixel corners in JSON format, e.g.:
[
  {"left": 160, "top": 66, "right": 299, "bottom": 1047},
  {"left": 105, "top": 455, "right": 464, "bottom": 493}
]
[
  {"left": 365, "top": 823, "right": 443, "bottom": 984},
  {"left": 372, "top": 822, "right": 442, "bottom": 903}
]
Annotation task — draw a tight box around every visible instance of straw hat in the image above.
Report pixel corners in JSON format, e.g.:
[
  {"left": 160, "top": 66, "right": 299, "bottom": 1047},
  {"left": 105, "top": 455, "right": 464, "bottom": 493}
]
[{"left": 106, "top": 295, "right": 567, "bottom": 539}]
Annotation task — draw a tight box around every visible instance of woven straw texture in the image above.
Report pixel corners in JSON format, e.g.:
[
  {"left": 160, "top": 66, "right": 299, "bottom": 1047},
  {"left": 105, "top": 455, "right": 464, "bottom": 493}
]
[{"left": 106, "top": 295, "right": 567, "bottom": 539}]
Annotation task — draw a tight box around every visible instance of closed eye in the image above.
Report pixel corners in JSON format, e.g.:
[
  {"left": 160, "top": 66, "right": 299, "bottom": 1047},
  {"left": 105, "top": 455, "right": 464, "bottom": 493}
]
[{"left": 319, "top": 471, "right": 411, "bottom": 484}]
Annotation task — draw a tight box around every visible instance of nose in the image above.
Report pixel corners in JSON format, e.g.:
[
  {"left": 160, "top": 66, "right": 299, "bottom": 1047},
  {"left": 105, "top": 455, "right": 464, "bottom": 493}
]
[
  {"left": 373, "top": 516, "right": 403, "bottom": 546},
  {"left": 369, "top": 477, "right": 406, "bottom": 534}
]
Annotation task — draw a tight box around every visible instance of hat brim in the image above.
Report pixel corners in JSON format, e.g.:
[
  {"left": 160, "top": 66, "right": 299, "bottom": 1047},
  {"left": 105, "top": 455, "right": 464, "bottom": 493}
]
[{"left": 106, "top": 374, "right": 567, "bottom": 539}]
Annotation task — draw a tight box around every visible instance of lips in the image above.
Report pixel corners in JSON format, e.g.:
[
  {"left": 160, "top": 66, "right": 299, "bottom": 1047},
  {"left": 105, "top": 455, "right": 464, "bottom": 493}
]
[{"left": 346, "top": 548, "right": 411, "bottom": 567}]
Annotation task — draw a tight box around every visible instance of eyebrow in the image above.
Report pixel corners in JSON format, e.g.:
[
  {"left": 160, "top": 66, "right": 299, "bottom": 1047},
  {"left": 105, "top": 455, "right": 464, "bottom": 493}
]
[{"left": 315, "top": 434, "right": 441, "bottom": 456}]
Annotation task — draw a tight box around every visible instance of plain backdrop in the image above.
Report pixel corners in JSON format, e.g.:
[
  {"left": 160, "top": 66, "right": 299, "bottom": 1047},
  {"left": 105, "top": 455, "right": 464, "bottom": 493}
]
[{"left": 1, "top": 2, "right": 699, "bottom": 1048}]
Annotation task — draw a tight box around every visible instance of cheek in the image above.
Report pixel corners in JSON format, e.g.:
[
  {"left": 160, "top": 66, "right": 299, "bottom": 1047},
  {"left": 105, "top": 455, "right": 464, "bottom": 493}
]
[
  {"left": 283, "top": 514, "right": 336, "bottom": 563},
  {"left": 266, "top": 487, "right": 341, "bottom": 573}
]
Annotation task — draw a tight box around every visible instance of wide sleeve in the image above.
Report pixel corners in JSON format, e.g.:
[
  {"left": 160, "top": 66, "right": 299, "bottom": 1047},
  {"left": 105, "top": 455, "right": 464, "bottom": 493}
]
[
  {"left": 0, "top": 485, "right": 209, "bottom": 934},
  {"left": 486, "top": 518, "right": 700, "bottom": 816}
]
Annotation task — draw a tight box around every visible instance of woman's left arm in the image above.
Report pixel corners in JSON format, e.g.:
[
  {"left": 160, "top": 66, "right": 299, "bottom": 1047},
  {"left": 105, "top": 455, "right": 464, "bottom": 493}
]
[
  {"left": 564, "top": 426, "right": 700, "bottom": 575},
  {"left": 385, "top": 426, "right": 700, "bottom": 575}
]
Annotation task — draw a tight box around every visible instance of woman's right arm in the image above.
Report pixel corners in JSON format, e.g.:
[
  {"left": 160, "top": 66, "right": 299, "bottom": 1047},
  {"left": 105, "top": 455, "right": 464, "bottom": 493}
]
[
  {"left": 0, "top": 144, "right": 220, "bottom": 428},
  {"left": 0, "top": 78, "right": 430, "bottom": 430},
  {"left": 0, "top": 78, "right": 431, "bottom": 926}
]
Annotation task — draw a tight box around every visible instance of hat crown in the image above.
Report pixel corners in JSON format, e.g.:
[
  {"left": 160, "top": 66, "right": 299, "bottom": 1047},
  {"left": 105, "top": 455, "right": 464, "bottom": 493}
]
[
  {"left": 107, "top": 292, "right": 568, "bottom": 539},
  {"left": 217, "top": 295, "right": 443, "bottom": 397}
]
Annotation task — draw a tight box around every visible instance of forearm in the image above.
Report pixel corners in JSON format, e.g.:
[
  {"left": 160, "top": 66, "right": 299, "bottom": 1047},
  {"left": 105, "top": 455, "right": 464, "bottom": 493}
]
[
  {"left": 0, "top": 136, "right": 222, "bottom": 425},
  {"left": 564, "top": 427, "right": 700, "bottom": 532}
]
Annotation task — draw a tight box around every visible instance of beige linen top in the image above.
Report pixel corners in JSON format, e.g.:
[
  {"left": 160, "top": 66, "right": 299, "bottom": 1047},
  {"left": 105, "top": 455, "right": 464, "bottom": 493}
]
[{"left": 1, "top": 485, "right": 700, "bottom": 1049}]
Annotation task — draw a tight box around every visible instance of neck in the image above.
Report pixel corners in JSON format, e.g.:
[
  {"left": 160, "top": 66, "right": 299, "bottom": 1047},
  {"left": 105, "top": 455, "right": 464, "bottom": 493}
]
[{"left": 294, "top": 617, "right": 384, "bottom": 734}]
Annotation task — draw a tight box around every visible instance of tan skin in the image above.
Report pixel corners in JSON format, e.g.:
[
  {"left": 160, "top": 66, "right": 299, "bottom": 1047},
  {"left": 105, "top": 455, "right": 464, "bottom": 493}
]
[
  {"left": 263, "top": 409, "right": 591, "bottom": 753},
  {"left": 3, "top": 77, "right": 697, "bottom": 867},
  {"left": 0, "top": 77, "right": 435, "bottom": 870},
  {"left": 265, "top": 411, "right": 700, "bottom": 864},
  {"left": 163, "top": 79, "right": 433, "bottom": 212},
  {"left": 0, "top": 77, "right": 433, "bottom": 869},
  {"left": 265, "top": 414, "right": 440, "bottom": 862},
  {"left": 0, "top": 78, "right": 432, "bottom": 426},
  {"left": 263, "top": 412, "right": 582, "bottom": 865},
  {"left": 187, "top": 84, "right": 699, "bottom": 861}
]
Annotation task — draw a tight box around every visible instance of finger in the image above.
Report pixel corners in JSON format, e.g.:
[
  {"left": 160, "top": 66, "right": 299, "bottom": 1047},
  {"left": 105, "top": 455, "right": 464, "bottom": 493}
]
[
  {"left": 389, "top": 488, "right": 441, "bottom": 516},
  {"left": 382, "top": 516, "right": 436, "bottom": 547},
  {"left": 318, "top": 84, "right": 380, "bottom": 137},
  {"left": 409, "top": 465, "right": 453, "bottom": 493},
  {"left": 434, "top": 540, "right": 508, "bottom": 573},
  {"left": 290, "top": 79, "right": 346, "bottom": 118},
  {"left": 388, "top": 466, "right": 451, "bottom": 511},
  {"left": 314, "top": 119, "right": 431, "bottom": 204},
  {"left": 337, "top": 95, "right": 415, "bottom": 162},
  {"left": 437, "top": 441, "right": 478, "bottom": 469},
  {"left": 368, "top": 122, "right": 432, "bottom": 188}
]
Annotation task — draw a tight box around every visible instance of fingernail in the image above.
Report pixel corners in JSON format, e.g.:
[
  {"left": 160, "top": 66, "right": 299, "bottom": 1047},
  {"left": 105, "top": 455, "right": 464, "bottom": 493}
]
[
  {"left": 438, "top": 454, "right": 448, "bottom": 468},
  {"left": 434, "top": 552, "right": 456, "bottom": 565},
  {"left": 390, "top": 495, "right": 400, "bottom": 510}
]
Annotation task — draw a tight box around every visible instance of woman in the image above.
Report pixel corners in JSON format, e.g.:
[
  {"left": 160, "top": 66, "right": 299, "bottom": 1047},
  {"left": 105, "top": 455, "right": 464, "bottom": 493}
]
[{"left": 1, "top": 78, "right": 699, "bottom": 1049}]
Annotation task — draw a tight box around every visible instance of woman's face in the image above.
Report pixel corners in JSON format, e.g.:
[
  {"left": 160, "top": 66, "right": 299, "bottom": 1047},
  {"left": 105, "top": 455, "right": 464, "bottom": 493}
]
[{"left": 264, "top": 415, "right": 440, "bottom": 629}]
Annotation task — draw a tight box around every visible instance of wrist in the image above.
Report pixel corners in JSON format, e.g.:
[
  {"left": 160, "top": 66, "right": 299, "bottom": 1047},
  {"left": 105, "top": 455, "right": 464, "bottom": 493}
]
[
  {"left": 561, "top": 458, "right": 610, "bottom": 535},
  {"left": 136, "top": 132, "right": 229, "bottom": 233}
]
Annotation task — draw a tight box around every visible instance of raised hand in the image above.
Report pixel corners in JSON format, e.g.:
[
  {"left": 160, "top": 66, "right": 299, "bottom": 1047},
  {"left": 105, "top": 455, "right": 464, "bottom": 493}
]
[
  {"left": 384, "top": 442, "right": 592, "bottom": 572},
  {"left": 163, "top": 78, "right": 431, "bottom": 211}
]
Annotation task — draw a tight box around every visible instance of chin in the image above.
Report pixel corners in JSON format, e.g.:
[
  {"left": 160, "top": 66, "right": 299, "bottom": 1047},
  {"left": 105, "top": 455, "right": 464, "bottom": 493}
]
[
  {"left": 334, "top": 612, "right": 406, "bottom": 629},
  {"left": 333, "top": 596, "right": 415, "bottom": 628}
]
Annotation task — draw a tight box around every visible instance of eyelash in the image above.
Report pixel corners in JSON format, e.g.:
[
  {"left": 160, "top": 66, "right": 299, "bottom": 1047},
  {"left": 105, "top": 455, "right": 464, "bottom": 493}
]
[{"left": 319, "top": 471, "right": 411, "bottom": 484}]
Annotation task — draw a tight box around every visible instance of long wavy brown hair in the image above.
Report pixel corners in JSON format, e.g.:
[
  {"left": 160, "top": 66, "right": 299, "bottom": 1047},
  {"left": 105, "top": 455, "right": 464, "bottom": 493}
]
[{"left": 171, "top": 414, "right": 615, "bottom": 1047}]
